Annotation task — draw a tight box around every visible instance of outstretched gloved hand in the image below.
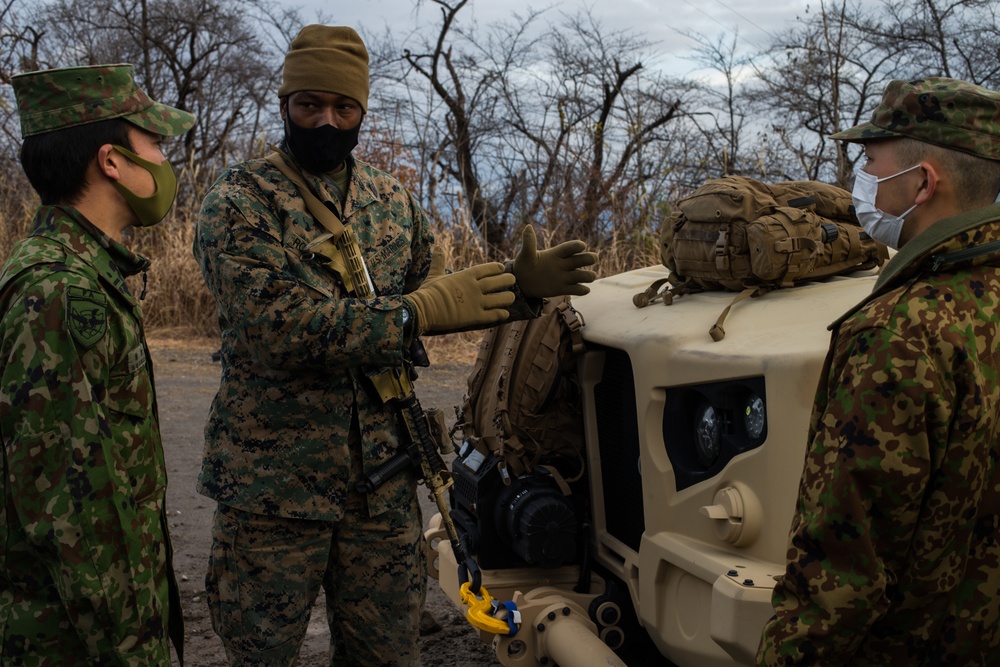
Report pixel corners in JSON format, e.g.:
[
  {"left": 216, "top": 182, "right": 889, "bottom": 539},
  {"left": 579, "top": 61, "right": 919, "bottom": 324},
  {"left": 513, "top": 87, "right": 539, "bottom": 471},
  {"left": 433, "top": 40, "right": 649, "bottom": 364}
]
[
  {"left": 512, "top": 225, "right": 598, "bottom": 298},
  {"left": 404, "top": 261, "right": 515, "bottom": 335}
]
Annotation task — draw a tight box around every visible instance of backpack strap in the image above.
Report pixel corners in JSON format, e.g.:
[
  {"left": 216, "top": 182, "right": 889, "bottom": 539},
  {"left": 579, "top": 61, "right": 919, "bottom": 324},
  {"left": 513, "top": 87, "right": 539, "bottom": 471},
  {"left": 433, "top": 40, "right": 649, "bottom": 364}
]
[
  {"left": 633, "top": 277, "right": 704, "bottom": 308},
  {"left": 455, "top": 296, "right": 587, "bottom": 484},
  {"left": 492, "top": 297, "right": 584, "bottom": 483},
  {"left": 460, "top": 326, "right": 499, "bottom": 433},
  {"left": 556, "top": 297, "right": 586, "bottom": 356},
  {"left": 453, "top": 324, "right": 504, "bottom": 469},
  {"left": 708, "top": 286, "right": 767, "bottom": 341},
  {"left": 494, "top": 317, "right": 532, "bottom": 484},
  {"left": 536, "top": 464, "right": 573, "bottom": 496},
  {"left": 633, "top": 277, "right": 671, "bottom": 308}
]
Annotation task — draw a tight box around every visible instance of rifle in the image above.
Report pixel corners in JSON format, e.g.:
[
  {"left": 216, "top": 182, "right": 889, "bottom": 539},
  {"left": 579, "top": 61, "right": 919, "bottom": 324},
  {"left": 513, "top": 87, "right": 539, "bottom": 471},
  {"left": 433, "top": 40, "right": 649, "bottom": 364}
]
[
  {"left": 349, "top": 239, "right": 515, "bottom": 632},
  {"left": 309, "top": 219, "right": 477, "bottom": 584}
]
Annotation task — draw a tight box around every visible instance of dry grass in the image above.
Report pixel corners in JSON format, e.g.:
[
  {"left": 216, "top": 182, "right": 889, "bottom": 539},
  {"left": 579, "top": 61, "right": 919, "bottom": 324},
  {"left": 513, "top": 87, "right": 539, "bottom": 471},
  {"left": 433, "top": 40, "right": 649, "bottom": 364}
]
[
  {"left": 0, "top": 170, "right": 36, "bottom": 258},
  {"left": 126, "top": 213, "right": 219, "bottom": 339}
]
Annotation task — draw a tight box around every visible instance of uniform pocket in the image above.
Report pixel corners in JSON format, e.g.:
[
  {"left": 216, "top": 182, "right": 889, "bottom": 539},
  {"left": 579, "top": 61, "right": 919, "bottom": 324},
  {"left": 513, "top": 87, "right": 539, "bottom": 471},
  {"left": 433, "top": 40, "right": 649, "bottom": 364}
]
[
  {"left": 105, "top": 345, "right": 152, "bottom": 419},
  {"left": 206, "top": 504, "right": 330, "bottom": 659}
]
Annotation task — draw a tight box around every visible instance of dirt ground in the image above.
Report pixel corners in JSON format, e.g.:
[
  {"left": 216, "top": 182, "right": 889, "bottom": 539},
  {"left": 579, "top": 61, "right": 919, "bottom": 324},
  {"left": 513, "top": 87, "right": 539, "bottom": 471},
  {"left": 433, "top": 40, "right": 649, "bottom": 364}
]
[{"left": 151, "top": 335, "right": 500, "bottom": 667}]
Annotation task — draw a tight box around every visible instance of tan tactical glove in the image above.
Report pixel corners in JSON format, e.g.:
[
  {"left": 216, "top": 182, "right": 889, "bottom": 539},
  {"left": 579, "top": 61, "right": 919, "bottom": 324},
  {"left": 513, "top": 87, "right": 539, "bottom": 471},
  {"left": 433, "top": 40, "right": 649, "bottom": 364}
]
[
  {"left": 512, "top": 225, "right": 598, "bottom": 298},
  {"left": 403, "top": 262, "right": 516, "bottom": 335}
]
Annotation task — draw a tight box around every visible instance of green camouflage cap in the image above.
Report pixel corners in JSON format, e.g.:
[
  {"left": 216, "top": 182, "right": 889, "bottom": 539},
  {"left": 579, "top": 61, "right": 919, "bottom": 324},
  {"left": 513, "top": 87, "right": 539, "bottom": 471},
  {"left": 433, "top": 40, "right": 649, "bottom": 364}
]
[
  {"left": 11, "top": 64, "right": 196, "bottom": 138},
  {"left": 830, "top": 77, "right": 1000, "bottom": 160}
]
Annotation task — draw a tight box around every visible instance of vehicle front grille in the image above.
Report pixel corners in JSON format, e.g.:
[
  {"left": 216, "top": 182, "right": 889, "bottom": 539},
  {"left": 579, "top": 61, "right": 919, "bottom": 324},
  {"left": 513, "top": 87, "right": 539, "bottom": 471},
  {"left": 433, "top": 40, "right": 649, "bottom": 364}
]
[{"left": 591, "top": 345, "right": 645, "bottom": 552}]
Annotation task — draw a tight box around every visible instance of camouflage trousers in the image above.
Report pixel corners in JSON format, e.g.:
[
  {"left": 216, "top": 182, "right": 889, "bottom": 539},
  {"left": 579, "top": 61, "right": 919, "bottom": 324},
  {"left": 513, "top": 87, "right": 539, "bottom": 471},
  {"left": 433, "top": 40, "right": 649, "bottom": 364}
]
[{"left": 205, "top": 492, "right": 424, "bottom": 667}]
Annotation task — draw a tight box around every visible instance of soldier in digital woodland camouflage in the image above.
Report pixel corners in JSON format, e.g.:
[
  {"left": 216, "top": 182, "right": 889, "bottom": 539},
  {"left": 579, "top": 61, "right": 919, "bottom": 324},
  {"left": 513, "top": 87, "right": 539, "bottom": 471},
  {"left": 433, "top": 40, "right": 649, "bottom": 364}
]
[
  {"left": 193, "top": 24, "right": 597, "bottom": 666},
  {"left": 757, "top": 77, "right": 1000, "bottom": 664},
  {"left": 1, "top": 65, "right": 194, "bottom": 664}
]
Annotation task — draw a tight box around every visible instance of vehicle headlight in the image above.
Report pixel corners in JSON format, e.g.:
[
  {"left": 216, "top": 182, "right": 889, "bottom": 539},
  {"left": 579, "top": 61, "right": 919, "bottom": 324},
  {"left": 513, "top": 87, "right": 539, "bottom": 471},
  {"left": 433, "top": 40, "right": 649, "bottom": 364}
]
[
  {"left": 743, "top": 393, "right": 766, "bottom": 442},
  {"left": 694, "top": 401, "right": 722, "bottom": 467},
  {"left": 662, "top": 377, "right": 767, "bottom": 490}
]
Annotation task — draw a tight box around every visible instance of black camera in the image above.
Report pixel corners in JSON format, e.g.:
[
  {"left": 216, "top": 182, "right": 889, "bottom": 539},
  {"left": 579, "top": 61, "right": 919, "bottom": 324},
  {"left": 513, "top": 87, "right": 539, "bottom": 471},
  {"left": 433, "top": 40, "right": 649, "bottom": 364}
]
[{"left": 450, "top": 441, "right": 584, "bottom": 570}]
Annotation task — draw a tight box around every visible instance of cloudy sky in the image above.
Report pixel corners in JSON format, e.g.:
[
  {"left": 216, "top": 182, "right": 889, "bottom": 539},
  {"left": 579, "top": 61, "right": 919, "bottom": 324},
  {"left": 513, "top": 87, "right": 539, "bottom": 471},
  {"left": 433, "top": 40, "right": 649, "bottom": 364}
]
[{"left": 299, "top": 0, "right": 849, "bottom": 79}]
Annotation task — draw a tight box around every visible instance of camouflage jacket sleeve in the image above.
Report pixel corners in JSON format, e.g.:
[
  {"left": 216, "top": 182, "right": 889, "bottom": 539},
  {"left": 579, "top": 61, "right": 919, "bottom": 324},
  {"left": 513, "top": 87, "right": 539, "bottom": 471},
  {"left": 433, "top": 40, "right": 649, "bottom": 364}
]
[{"left": 1, "top": 267, "right": 169, "bottom": 665}]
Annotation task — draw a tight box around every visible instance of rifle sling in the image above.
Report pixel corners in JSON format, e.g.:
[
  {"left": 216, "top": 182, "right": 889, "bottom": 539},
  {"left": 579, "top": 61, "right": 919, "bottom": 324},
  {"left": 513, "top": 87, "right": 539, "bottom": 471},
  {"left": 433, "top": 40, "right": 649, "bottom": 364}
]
[{"left": 265, "top": 149, "right": 346, "bottom": 238}]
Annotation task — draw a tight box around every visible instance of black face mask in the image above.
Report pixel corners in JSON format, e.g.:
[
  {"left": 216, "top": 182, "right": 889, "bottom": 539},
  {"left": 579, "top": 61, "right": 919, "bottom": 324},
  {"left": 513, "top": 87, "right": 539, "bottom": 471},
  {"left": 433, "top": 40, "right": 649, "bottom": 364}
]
[{"left": 284, "top": 114, "right": 361, "bottom": 173}]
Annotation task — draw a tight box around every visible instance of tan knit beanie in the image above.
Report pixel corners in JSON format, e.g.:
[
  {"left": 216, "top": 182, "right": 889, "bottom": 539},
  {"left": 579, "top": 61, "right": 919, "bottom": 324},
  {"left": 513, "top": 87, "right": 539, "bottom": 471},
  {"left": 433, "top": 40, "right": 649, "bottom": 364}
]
[{"left": 279, "top": 25, "right": 369, "bottom": 112}]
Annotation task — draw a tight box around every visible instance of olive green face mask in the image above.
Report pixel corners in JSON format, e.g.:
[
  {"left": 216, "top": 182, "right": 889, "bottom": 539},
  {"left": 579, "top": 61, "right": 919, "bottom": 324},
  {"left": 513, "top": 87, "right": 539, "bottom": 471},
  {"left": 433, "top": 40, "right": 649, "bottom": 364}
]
[{"left": 111, "top": 144, "right": 177, "bottom": 227}]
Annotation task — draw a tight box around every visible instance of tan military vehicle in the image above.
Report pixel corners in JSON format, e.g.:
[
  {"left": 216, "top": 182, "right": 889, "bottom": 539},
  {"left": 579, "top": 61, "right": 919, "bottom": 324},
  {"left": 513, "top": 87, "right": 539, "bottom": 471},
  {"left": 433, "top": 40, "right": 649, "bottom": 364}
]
[{"left": 424, "top": 262, "right": 880, "bottom": 666}]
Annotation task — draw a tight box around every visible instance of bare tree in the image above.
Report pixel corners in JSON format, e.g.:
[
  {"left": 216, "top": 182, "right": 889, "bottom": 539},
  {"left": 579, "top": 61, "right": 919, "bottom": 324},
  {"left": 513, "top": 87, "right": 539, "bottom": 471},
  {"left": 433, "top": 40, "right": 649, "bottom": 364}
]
[
  {"left": 0, "top": 0, "right": 42, "bottom": 236},
  {"left": 546, "top": 11, "right": 684, "bottom": 239},
  {"left": 0, "top": 0, "right": 43, "bottom": 153},
  {"left": 749, "top": 0, "right": 1000, "bottom": 186},
  {"left": 400, "top": 0, "right": 529, "bottom": 249},
  {"left": 748, "top": 1, "right": 887, "bottom": 183},
  {"left": 862, "top": 0, "right": 1000, "bottom": 84},
  {"left": 0, "top": 0, "right": 44, "bottom": 84},
  {"left": 679, "top": 30, "right": 752, "bottom": 178},
  {"left": 393, "top": 0, "right": 688, "bottom": 251},
  {"left": 4, "top": 0, "right": 994, "bottom": 257}
]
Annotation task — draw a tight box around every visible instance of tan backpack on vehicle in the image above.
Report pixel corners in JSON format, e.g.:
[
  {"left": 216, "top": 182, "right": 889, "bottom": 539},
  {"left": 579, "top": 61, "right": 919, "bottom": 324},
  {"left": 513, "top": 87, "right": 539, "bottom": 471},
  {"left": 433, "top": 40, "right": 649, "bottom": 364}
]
[
  {"left": 453, "top": 295, "right": 586, "bottom": 486},
  {"left": 634, "top": 175, "right": 887, "bottom": 340}
]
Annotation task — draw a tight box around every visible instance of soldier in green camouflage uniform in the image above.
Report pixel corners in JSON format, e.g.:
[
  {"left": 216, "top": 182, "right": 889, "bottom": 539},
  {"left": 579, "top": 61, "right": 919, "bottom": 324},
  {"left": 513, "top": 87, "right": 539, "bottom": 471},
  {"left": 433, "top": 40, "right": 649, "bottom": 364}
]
[
  {"left": 192, "top": 25, "right": 596, "bottom": 667},
  {"left": 0, "top": 65, "right": 195, "bottom": 664},
  {"left": 758, "top": 78, "right": 1000, "bottom": 664}
]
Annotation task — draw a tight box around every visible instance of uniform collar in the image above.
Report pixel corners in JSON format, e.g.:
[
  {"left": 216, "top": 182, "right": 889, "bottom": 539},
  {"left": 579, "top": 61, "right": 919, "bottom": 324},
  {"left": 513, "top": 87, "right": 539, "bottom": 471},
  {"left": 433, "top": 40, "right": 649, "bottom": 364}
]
[{"left": 30, "top": 205, "right": 151, "bottom": 299}]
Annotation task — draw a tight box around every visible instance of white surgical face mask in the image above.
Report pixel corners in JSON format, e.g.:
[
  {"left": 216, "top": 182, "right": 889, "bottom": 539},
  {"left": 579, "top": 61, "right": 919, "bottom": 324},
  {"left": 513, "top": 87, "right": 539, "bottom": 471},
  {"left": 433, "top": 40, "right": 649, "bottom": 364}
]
[{"left": 852, "top": 158, "right": 921, "bottom": 249}]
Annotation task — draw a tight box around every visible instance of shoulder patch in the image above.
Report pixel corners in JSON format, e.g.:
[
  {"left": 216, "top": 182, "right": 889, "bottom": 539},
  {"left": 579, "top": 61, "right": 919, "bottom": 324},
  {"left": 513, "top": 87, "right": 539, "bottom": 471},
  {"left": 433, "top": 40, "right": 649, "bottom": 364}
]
[{"left": 67, "top": 286, "right": 108, "bottom": 348}]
